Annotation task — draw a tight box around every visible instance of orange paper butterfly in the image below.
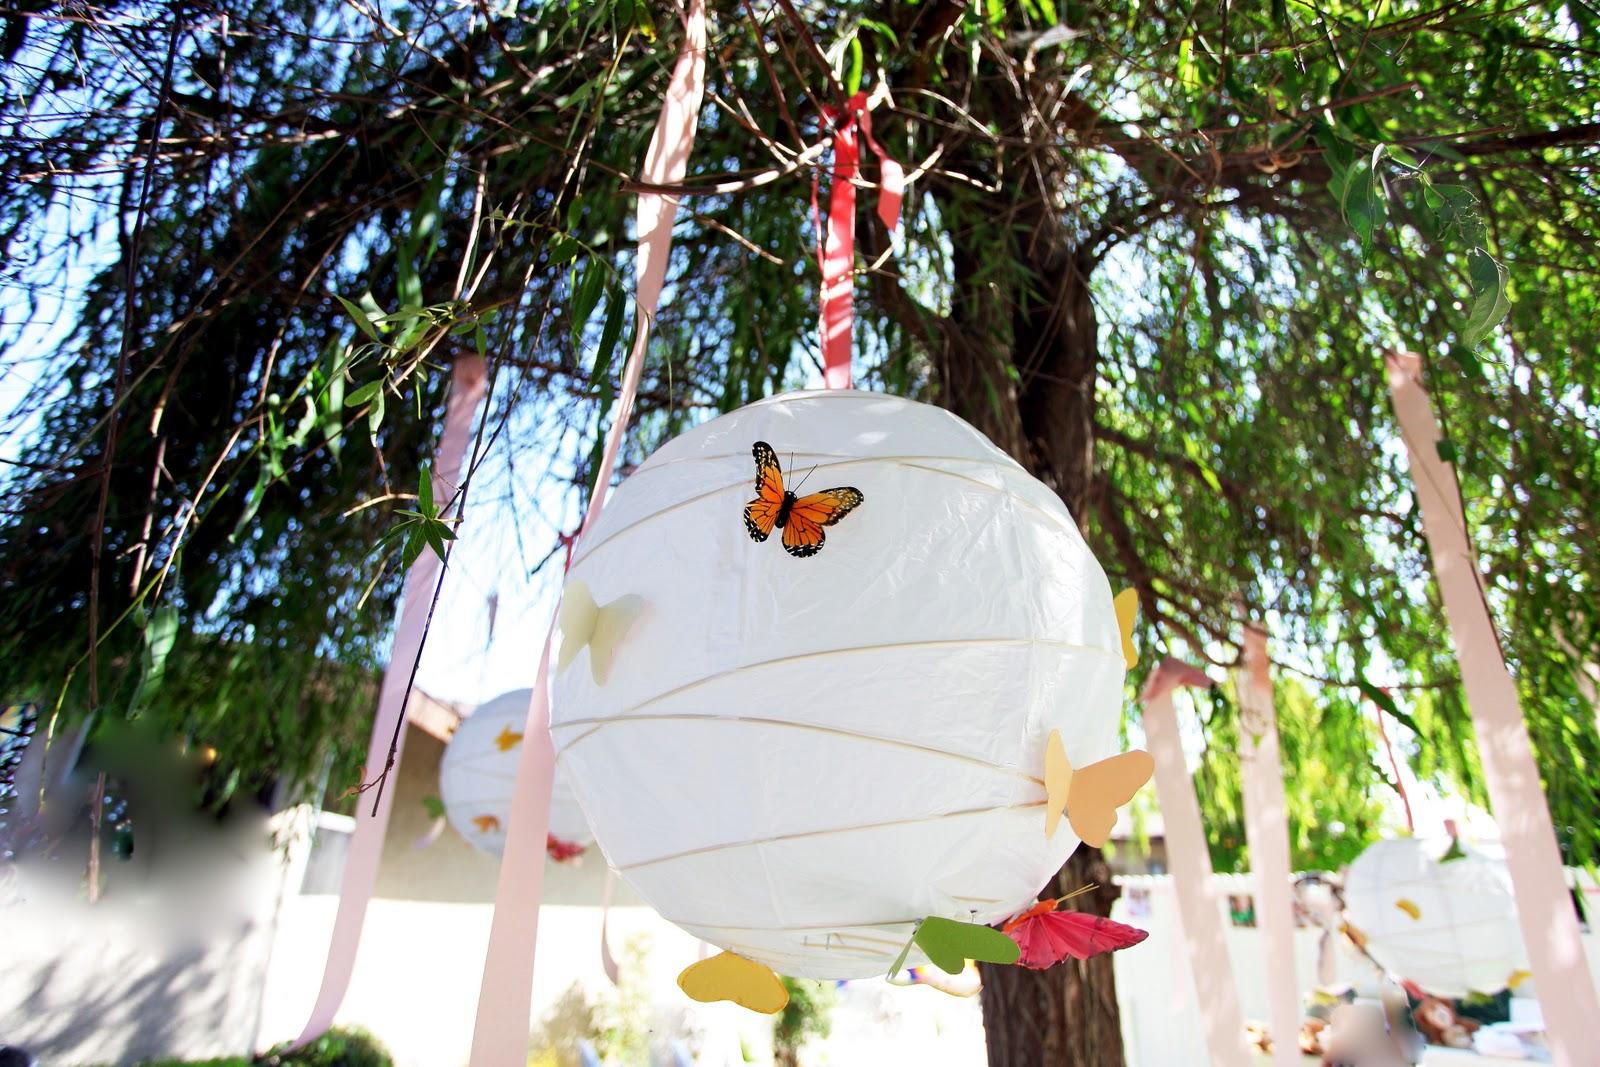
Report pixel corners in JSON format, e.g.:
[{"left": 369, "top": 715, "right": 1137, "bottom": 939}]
[{"left": 743, "top": 441, "right": 864, "bottom": 558}]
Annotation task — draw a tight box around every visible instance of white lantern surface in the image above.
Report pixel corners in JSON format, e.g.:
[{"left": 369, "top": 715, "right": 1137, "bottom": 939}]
[
  {"left": 550, "top": 390, "right": 1126, "bottom": 979},
  {"left": 1342, "top": 836, "right": 1527, "bottom": 997},
  {"left": 440, "top": 688, "right": 593, "bottom": 858}
]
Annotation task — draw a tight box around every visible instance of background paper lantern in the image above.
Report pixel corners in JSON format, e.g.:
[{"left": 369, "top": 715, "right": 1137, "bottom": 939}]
[
  {"left": 1342, "top": 836, "right": 1527, "bottom": 997},
  {"left": 550, "top": 390, "right": 1127, "bottom": 980},
  {"left": 441, "top": 688, "right": 593, "bottom": 858}
]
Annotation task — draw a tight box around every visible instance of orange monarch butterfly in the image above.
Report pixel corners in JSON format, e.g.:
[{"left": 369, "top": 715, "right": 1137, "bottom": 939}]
[{"left": 742, "top": 441, "right": 863, "bottom": 557}]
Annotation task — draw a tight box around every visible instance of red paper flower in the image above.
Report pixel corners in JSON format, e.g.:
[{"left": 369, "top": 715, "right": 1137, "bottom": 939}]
[
  {"left": 546, "top": 834, "right": 588, "bottom": 862},
  {"left": 1001, "top": 899, "right": 1149, "bottom": 970}
]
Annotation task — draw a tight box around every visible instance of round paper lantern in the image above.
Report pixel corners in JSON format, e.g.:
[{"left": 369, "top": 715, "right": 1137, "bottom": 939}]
[
  {"left": 551, "top": 390, "right": 1126, "bottom": 979},
  {"left": 441, "top": 688, "right": 593, "bottom": 859},
  {"left": 1342, "top": 836, "right": 1527, "bottom": 997}
]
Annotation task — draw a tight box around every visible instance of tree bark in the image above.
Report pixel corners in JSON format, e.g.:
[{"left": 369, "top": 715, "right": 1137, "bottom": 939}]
[
  {"left": 873, "top": 26, "right": 1120, "bottom": 1065},
  {"left": 978, "top": 848, "right": 1127, "bottom": 1066}
]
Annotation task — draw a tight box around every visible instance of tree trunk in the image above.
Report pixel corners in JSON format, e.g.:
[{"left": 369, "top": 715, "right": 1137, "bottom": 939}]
[
  {"left": 877, "top": 25, "right": 1120, "bottom": 1062},
  {"left": 978, "top": 848, "right": 1127, "bottom": 1066}
]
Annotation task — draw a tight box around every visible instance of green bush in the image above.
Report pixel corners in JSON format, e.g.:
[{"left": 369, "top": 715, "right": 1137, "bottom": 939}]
[
  {"left": 111, "top": 1026, "right": 395, "bottom": 1067},
  {"left": 257, "top": 1028, "right": 393, "bottom": 1067}
]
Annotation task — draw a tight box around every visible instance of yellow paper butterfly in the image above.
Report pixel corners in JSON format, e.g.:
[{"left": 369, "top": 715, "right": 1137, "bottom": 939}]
[
  {"left": 1113, "top": 588, "right": 1139, "bottom": 669},
  {"left": 557, "top": 579, "right": 645, "bottom": 686},
  {"left": 1044, "top": 730, "right": 1154, "bottom": 845},
  {"left": 677, "top": 951, "right": 788, "bottom": 1014}
]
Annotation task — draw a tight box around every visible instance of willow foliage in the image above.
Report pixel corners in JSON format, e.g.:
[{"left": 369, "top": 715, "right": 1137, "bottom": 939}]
[{"left": 1, "top": 0, "right": 1596, "bottom": 869}]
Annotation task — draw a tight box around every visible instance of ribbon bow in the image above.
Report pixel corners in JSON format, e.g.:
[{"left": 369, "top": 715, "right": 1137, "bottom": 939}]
[{"left": 815, "top": 91, "right": 905, "bottom": 390}]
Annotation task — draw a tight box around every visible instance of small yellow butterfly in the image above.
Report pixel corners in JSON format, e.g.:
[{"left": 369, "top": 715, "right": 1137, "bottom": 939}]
[
  {"left": 495, "top": 726, "right": 524, "bottom": 752},
  {"left": 472, "top": 814, "right": 501, "bottom": 833},
  {"left": 677, "top": 951, "right": 788, "bottom": 1014},
  {"left": 557, "top": 579, "right": 645, "bottom": 686},
  {"left": 1044, "top": 730, "right": 1154, "bottom": 845}
]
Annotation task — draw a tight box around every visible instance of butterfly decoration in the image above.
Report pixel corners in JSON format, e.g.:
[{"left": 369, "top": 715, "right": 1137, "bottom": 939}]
[
  {"left": 911, "top": 915, "right": 1021, "bottom": 974},
  {"left": 557, "top": 579, "right": 645, "bottom": 686},
  {"left": 743, "top": 441, "right": 864, "bottom": 558},
  {"left": 1112, "top": 588, "right": 1139, "bottom": 669},
  {"left": 1043, "top": 729, "right": 1154, "bottom": 844},
  {"left": 472, "top": 814, "right": 501, "bottom": 833},
  {"left": 1001, "top": 897, "right": 1149, "bottom": 969},
  {"left": 677, "top": 950, "right": 789, "bottom": 1014},
  {"left": 546, "top": 834, "right": 586, "bottom": 862}
]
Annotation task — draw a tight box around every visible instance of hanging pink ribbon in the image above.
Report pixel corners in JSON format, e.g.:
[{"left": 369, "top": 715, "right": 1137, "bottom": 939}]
[
  {"left": 286, "top": 355, "right": 487, "bottom": 1050},
  {"left": 1236, "top": 626, "right": 1301, "bottom": 1067},
  {"left": 815, "top": 92, "right": 903, "bottom": 390},
  {"left": 1140, "top": 658, "right": 1253, "bottom": 1067},
  {"left": 469, "top": 3, "right": 707, "bottom": 1064},
  {"left": 1386, "top": 350, "right": 1598, "bottom": 1066}
]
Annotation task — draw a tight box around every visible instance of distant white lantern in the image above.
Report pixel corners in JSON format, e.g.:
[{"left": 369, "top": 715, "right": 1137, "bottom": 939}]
[
  {"left": 1343, "top": 836, "right": 1527, "bottom": 997},
  {"left": 440, "top": 688, "right": 593, "bottom": 859},
  {"left": 550, "top": 390, "right": 1127, "bottom": 980}
]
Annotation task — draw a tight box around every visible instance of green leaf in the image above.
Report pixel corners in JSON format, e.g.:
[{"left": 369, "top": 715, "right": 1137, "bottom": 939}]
[
  {"left": 570, "top": 259, "right": 607, "bottom": 350},
  {"left": 400, "top": 526, "right": 427, "bottom": 571},
  {"left": 418, "top": 461, "right": 434, "bottom": 515},
  {"left": 336, "top": 295, "right": 381, "bottom": 342},
  {"left": 1463, "top": 249, "right": 1510, "bottom": 347},
  {"left": 845, "top": 36, "right": 864, "bottom": 96},
  {"left": 1435, "top": 439, "right": 1459, "bottom": 464},
  {"left": 591, "top": 284, "right": 628, "bottom": 388},
  {"left": 423, "top": 520, "right": 450, "bottom": 562},
  {"left": 421, "top": 794, "right": 446, "bottom": 819},
  {"left": 857, "top": 18, "right": 899, "bottom": 46},
  {"left": 632, "top": 0, "right": 656, "bottom": 41},
  {"left": 368, "top": 388, "right": 386, "bottom": 438},
  {"left": 913, "top": 916, "right": 1020, "bottom": 974},
  {"left": 1341, "top": 165, "right": 1382, "bottom": 249},
  {"left": 548, "top": 234, "right": 579, "bottom": 265},
  {"left": 1181, "top": 434, "right": 1224, "bottom": 494},
  {"left": 231, "top": 462, "right": 272, "bottom": 543},
  {"left": 1356, "top": 678, "right": 1424, "bottom": 737},
  {"left": 345, "top": 381, "right": 383, "bottom": 408},
  {"left": 130, "top": 603, "right": 180, "bottom": 715},
  {"left": 396, "top": 257, "right": 421, "bottom": 311}
]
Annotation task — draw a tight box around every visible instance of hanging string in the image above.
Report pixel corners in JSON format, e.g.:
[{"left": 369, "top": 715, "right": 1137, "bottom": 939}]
[{"left": 1370, "top": 686, "right": 1415, "bottom": 834}]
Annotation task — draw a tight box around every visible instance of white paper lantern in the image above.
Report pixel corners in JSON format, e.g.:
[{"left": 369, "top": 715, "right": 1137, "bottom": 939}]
[
  {"left": 440, "top": 688, "right": 593, "bottom": 858},
  {"left": 1343, "top": 836, "right": 1527, "bottom": 997},
  {"left": 550, "top": 390, "right": 1126, "bottom": 979}
]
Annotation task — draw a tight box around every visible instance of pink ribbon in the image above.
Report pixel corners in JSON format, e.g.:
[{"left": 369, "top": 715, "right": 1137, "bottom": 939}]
[
  {"left": 1140, "top": 658, "right": 1253, "bottom": 1067},
  {"left": 469, "top": 4, "right": 707, "bottom": 1063},
  {"left": 1386, "top": 350, "right": 1598, "bottom": 1066},
  {"left": 815, "top": 92, "right": 903, "bottom": 390},
  {"left": 287, "top": 354, "right": 487, "bottom": 1049},
  {"left": 1236, "top": 627, "right": 1300, "bottom": 1067}
]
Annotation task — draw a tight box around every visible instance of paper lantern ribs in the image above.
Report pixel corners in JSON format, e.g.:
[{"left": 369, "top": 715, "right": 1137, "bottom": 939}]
[{"left": 549, "top": 390, "right": 1149, "bottom": 991}]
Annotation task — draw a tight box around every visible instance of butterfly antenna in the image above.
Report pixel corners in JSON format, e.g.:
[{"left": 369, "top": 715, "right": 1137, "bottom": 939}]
[{"left": 793, "top": 462, "right": 819, "bottom": 493}]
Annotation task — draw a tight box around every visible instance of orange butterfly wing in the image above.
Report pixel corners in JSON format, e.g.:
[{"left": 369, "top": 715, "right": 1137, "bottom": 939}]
[
  {"left": 743, "top": 441, "right": 785, "bottom": 542},
  {"left": 782, "top": 487, "right": 864, "bottom": 558}
]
